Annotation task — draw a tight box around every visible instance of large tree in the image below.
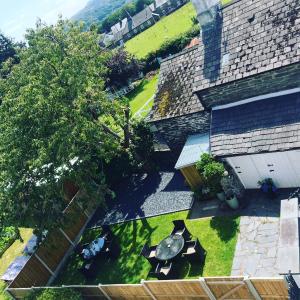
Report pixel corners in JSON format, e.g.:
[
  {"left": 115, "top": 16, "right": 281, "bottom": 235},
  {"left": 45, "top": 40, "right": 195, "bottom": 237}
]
[{"left": 0, "top": 20, "right": 123, "bottom": 237}]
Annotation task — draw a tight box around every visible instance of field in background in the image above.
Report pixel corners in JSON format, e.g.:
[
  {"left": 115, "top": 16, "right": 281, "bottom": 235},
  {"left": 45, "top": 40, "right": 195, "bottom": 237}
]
[{"left": 125, "top": 3, "right": 196, "bottom": 59}]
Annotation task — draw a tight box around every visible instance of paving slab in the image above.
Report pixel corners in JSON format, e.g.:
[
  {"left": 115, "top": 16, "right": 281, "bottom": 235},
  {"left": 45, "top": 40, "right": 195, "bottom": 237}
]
[{"left": 231, "top": 216, "right": 280, "bottom": 277}]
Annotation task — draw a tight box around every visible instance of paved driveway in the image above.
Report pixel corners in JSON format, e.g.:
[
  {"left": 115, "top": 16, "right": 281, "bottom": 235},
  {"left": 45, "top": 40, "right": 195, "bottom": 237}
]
[{"left": 89, "top": 170, "right": 193, "bottom": 227}]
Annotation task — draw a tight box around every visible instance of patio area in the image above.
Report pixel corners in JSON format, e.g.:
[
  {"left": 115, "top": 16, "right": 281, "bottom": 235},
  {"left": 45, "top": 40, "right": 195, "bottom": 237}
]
[{"left": 90, "top": 169, "right": 194, "bottom": 226}]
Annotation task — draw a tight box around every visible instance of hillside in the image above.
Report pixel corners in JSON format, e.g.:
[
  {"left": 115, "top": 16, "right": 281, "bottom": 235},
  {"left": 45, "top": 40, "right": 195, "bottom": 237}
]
[{"left": 72, "top": 0, "right": 131, "bottom": 27}]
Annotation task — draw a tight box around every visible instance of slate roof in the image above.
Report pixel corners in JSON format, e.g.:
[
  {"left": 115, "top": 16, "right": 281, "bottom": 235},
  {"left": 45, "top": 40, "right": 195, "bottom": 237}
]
[
  {"left": 193, "top": 0, "right": 300, "bottom": 91},
  {"left": 149, "top": 45, "right": 204, "bottom": 121},
  {"left": 210, "top": 92, "right": 300, "bottom": 157},
  {"left": 149, "top": 0, "right": 300, "bottom": 122}
]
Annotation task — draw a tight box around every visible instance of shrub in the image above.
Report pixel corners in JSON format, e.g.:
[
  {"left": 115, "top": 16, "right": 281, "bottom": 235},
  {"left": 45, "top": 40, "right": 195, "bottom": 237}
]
[
  {"left": 0, "top": 227, "right": 17, "bottom": 256},
  {"left": 196, "top": 153, "right": 225, "bottom": 195},
  {"left": 25, "top": 288, "right": 82, "bottom": 300},
  {"left": 142, "top": 25, "right": 200, "bottom": 72}
]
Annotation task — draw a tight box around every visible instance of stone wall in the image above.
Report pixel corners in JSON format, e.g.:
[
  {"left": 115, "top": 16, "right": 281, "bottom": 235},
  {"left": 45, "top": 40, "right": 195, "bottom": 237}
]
[
  {"left": 150, "top": 111, "right": 210, "bottom": 151},
  {"left": 197, "top": 63, "right": 300, "bottom": 109}
]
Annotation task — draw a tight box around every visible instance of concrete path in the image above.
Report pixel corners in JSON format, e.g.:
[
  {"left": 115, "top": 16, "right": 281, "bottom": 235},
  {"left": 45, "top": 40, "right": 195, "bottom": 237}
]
[{"left": 231, "top": 215, "right": 280, "bottom": 277}]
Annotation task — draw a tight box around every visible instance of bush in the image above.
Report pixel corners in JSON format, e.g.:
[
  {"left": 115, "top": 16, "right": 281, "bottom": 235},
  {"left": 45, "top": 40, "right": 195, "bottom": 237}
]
[
  {"left": 25, "top": 288, "right": 82, "bottom": 300},
  {"left": 196, "top": 153, "right": 225, "bottom": 195},
  {"left": 142, "top": 25, "right": 200, "bottom": 72},
  {"left": 0, "top": 227, "right": 17, "bottom": 256}
]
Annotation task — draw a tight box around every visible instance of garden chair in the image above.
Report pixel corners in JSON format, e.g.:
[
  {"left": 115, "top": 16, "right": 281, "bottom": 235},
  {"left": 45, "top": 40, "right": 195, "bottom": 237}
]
[
  {"left": 140, "top": 244, "right": 158, "bottom": 267},
  {"left": 171, "top": 220, "right": 192, "bottom": 241},
  {"left": 182, "top": 239, "right": 206, "bottom": 263},
  {"left": 149, "top": 262, "right": 176, "bottom": 280},
  {"left": 101, "top": 224, "right": 113, "bottom": 241}
]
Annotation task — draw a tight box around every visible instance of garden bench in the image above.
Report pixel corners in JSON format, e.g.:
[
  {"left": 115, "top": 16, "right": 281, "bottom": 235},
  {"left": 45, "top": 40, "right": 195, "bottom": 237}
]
[{"left": 278, "top": 197, "right": 300, "bottom": 274}]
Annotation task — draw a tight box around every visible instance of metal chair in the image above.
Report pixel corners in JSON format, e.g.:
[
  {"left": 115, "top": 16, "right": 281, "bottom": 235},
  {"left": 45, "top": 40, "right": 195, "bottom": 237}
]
[
  {"left": 149, "top": 262, "right": 175, "bottom": 280},
  {"left": 182, "top": 239, "right": 206, "bottom": 263},
  {"left": 171, "top": 220, "right": 192, "bottom": 241},
  {"left": 140, "top": 244, "right": 158, "bottom": 267}
]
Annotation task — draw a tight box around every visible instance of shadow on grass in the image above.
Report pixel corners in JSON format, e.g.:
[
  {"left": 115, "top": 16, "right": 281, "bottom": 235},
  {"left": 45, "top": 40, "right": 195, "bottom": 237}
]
[
  {"left": 127, "top": 79, "right": 149, "bottom": 102},
  {"left": 209, "top": 216, "right": 239, "bottom": 242}
]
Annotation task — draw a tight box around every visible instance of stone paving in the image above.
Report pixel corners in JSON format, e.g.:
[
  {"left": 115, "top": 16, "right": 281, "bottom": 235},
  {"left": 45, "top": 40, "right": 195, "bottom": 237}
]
[{"left": 231, "top": 215, "right": 280, "bottom": 277}]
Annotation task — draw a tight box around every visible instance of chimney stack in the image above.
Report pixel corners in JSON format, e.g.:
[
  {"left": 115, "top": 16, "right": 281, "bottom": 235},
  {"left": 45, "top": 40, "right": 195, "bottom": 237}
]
[{"left": 191, "top": 0, "right": 220, "bottom": 27}]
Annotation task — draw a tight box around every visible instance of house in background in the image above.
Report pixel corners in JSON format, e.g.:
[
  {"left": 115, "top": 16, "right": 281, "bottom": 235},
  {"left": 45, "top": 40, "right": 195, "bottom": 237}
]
[
  {"left": 109, "top": 6, "right": 159, "bottom": 46},
  {"left": 148, "top": 0, "right": 300, "bottom": 189},
  {"left": 150, "top": 0, "right": 189, "bottom": 16}
]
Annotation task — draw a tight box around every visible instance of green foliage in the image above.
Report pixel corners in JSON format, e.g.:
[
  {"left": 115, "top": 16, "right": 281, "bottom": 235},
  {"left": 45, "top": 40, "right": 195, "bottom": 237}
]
[
  {"left": 142, "top": 25, "right": 200, "bottom": 72},
  {"left": 0, "top": 20, "right": 123, "bottom": 238},
  {"left": 196, "top": 153, "right": 214, "bottom": 174},
  {"left": 56, "top": 211, "right": 239, "bottom": 285},
  {"left": 196, "top": 154, "right": 225, "bottom": 194},
  {"left": 130, "top": 121, "right": 155, "bottom": 170},
  {"left": 25, "top": 288, "right": 82, "bottom": 300},
  {"left": 72, "top": 0, "right": 129, "bottom": 30},
  {"left": 0, "top": 227, "right": 16, "bottom": 256}
]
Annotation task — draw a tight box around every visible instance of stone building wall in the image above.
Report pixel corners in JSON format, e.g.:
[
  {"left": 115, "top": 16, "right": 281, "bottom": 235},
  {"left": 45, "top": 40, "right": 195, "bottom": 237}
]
[
  {"left": 197, "top": 63, "right": 300, "bottom": 109},
  {"left": 150, "top": 111, "right": 210, "bottom": 151}
]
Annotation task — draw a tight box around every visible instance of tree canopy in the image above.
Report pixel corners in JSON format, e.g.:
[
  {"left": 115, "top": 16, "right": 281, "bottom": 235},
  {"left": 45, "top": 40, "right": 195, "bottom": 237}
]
[{"left": 0, "top": 20, "right": 124, "bottom": 237}]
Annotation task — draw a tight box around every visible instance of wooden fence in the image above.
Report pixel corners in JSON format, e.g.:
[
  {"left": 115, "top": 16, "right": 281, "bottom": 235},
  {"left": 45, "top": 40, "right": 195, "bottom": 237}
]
[
  {"left": 6, "top": 186, "right": 96, "bottom": 291},
  {"left": 6, "top": 277, "right": 289, "bottom": 299}
]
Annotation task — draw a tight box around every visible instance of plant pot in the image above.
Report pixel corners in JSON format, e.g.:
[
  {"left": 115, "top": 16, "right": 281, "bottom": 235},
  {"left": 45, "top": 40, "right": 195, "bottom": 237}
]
[
  {"left": 226, "top": 195, "right": 239, "bottom": 210},
  {"left": 216, "top": 191, "right": 226, "bottom": 202}
]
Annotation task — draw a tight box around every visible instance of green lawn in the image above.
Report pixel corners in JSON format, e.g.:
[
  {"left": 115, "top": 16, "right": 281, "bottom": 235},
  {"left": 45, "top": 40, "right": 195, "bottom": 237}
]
[
  {"left": 55, "top": 211, "right": 239, "bottom": 285},
  {"left": 0, "top": 228, "right": 33, "bottom": 300},
  {"left": 125, "top": 3, "right": 196, "bottom": 59},
  {"left": 129, "top": 73, "right": 159, "bottom": 118}
]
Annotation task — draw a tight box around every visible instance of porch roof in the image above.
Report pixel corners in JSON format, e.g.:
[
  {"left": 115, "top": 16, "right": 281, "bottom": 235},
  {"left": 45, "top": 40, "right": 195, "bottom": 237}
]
[
  {"left": 210, "top": 92, "right": 300, "bottom": 157},
  {"left": 175, "top": 133, "right": 210, "bottom": 169}
]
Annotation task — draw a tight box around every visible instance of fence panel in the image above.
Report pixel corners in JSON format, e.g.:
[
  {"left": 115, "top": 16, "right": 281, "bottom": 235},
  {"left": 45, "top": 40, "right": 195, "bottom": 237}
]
[
  {"left": 144, "top": 279, "right": 210, "bottom": 300},
  {"left": 6, "top": 287, "right": 32, "bottom": 299},
  {"left": 250, "top": 278, "right": 288, "bottom": 300},
  {"left": 205, "top": 277, "right": 254, "bottom": 300},
  {"left": 35, "top": 230, "right": 71, "bottom": 272},
  {"left": 101, "top": 284, "right": 152, "bottom": 300},
  {"left": 72, "top": 286, "right": 107, "bottom": 300},
  {"left": 8, "top": 256, "right": 51, "bottom": 288}
]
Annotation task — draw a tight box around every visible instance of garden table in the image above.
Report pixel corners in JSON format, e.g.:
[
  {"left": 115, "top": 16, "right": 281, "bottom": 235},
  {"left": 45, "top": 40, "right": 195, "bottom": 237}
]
[
  {"left": 82, "top": 237, "right": 105, "bottom": 259},
  {"left": 155, "top": 234, "right": 184, "bottom": 261}
]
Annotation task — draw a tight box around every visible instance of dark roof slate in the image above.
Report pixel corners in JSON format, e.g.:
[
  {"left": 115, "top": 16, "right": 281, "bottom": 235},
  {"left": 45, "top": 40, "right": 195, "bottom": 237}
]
[
  {"left": 149, "top": 46, "right": 204, "bottom": 121},
  {"left": 210, "top": 93, "right": 300, "bottom": 157},
  {"left": 193, "top": 0, "right": 300, "bottom": 92},
  {"left": 149, "top": 0, "right": 300, "bottom": 121}
]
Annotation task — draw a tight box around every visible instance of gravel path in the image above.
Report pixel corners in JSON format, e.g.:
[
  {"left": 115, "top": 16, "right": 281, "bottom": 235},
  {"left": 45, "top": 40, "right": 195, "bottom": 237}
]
[{"left": 90, "top": 170, "right": 194, "bottom": 226}]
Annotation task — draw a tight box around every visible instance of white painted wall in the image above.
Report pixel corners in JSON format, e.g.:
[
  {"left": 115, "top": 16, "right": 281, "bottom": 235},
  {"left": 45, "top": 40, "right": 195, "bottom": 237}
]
[{"left": 226, "top": 149, "right": 300, "bottom": 189}]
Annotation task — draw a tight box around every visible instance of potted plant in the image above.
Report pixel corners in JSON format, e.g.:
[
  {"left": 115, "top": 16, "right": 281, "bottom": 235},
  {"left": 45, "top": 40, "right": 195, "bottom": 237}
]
[
  {"left": 221, "top": 174, "right": 240, "bottom": 209},
  {"left": 258, "top": 178, "right": 277, "bottom": 199},
  {"left": 196, "top": 154, "right": 226, "bottom": 201}
]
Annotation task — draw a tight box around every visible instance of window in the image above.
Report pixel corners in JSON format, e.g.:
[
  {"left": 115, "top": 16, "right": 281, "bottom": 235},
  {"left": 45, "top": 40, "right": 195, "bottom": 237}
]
[
  {"left": 147, "top": 20, "right": 152, "bottom": 26},
  {"left": 134, "top": 29, "right": 137, "bottom": 34},
  {"left": 141, "top": 24, "right": 144, "bottom": 29}
]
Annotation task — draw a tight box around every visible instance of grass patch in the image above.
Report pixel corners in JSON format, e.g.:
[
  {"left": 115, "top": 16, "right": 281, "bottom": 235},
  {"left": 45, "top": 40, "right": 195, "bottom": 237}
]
[
  {"left": 128, "top": 73, "right": 159, "bottom": 118},
  {"left": 55, "top": 211, "right": 239, "bottom": 285},
  {"left": 125, "top": 3, "right": 196, "bottom": 59},
  {"left": 0, "top": 228, "right": 33, "bottom": 300}
]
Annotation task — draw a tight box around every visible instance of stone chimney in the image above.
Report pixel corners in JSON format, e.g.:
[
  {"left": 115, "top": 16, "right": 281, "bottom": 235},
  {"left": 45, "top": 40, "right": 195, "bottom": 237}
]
[{"left": 191, "top": 0, "right": 221, "bottom": 27}]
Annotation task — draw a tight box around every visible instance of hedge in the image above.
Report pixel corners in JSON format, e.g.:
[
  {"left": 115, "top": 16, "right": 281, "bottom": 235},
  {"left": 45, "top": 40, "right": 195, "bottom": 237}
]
[
  {"left": 0, "top": 227, "right": 17, "bottom": 257},
  {"left": 142, "top": 25, "right": 200, "bottom": 72}
]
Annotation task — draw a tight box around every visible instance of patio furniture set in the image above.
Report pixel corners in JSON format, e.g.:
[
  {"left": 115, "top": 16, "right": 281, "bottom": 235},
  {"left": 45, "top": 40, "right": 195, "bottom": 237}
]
[
  {"left": 141, "top": 220, "right": 206, "bottom": 280},
  {"left": 75, "top": 225, "right": 120, "bottom": 278}
]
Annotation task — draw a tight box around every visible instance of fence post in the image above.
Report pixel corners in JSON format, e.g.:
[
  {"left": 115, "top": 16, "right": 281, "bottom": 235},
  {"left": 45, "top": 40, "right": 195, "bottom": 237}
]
[
  {"left": 98, "top": 284, "right": 112, "bottom": 300},
  {"left": 34, "top": 253, "right": 54, "bottom": 276},
  {"left": 141, "top": 280, "right": 157, "bottom": 300},
  {"left": 199, "top": 278, "right": 216, "bottom": 300},
  {"left": 244, "top": 276, "right": 262, "bottom": 300}
]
